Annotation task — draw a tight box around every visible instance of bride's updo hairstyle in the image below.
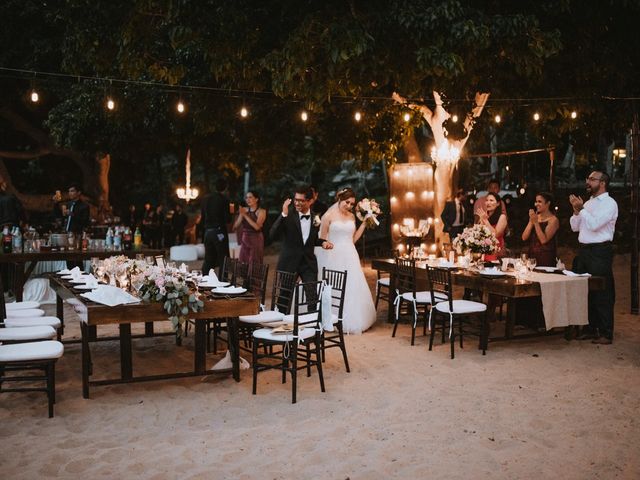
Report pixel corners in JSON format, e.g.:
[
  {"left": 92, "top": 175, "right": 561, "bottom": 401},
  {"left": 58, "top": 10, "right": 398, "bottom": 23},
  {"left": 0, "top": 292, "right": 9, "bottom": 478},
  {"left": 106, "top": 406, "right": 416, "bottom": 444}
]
[{"left": 335, "top": 187, "right": 356, "bottom": 203}]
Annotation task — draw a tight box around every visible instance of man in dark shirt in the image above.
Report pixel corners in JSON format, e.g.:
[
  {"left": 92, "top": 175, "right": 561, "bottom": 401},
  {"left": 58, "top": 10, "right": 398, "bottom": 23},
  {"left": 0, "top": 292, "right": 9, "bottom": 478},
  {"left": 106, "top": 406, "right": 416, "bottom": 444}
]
[
  {"left": 201, "top": 178, "right": 232, "bottom": 273},
  {"left": 64, "top": 184, "right": 90, "bottom": 234},
  {"left": 171, "top": 204, "right": 188, "bottom": 245},
  {"left": 0, "top": 181, "right": 24, "bottom": 227}
]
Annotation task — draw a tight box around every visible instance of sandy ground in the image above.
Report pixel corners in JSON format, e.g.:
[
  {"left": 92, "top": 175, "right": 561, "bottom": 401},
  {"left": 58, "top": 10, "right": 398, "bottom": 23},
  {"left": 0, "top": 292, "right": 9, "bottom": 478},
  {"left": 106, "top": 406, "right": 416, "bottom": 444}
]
[{"left": 1, "top": 252, "right": 639, "bottom": 479}]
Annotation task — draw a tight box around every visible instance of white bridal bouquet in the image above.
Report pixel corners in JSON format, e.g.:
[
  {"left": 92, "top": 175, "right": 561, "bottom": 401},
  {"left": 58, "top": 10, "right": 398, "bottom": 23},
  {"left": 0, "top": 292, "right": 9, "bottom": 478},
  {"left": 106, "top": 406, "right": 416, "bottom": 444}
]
[{"left": 355, "top": 198, "right": 382, "bottom": 229}]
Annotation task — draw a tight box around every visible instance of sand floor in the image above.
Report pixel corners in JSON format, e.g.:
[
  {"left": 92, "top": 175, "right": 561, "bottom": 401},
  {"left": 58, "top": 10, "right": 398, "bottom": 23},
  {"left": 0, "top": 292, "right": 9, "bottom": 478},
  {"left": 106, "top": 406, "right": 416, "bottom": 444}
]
[{"left": 1, "top": 253, "right": 639, "bottom": 479}]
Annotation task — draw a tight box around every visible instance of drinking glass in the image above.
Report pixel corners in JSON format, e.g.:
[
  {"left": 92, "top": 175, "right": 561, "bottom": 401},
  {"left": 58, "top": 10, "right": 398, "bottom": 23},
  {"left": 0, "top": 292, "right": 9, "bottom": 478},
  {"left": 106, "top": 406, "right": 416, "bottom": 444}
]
[
  {"left": 527, "top": 258, "right": 537, "bottom": 272},
  {"left": 145, "top": 256, "right": 155, "bottom": 265},
  {"left": 135, "top": 253, "right": 145, "bottom": 261},
  {"left": 520, "top": 253, "right": 528, "bottom": 263},
  {"left": 90, "top": 257, "right": 100, "bottom": 275}
]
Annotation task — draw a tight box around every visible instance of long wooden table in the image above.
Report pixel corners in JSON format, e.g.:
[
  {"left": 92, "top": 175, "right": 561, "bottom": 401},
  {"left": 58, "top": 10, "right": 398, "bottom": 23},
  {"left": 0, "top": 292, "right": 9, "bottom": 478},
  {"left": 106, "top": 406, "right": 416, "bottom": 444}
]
[
  {"left": 0, "top": 249, "right": 164, "bottom": 301},
  {"left": 49, "top": 275, "right": 259, "bottom": 398},
  {"left": 371, "top": 258, "right": 605, "bottom": 340}
]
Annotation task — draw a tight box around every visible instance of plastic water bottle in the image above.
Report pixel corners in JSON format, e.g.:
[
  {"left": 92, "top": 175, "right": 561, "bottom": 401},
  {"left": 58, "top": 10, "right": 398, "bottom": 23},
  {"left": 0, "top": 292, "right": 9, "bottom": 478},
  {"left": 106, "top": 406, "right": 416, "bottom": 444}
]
[
  {"left": 12, "top": 227, "right": 22, "bottom": 253},
  {"left": 105, "top": 227, "right": 114, "bottom": 250},
  {"left": 113, "top": 227, "right": 122, "bottom": 251}
]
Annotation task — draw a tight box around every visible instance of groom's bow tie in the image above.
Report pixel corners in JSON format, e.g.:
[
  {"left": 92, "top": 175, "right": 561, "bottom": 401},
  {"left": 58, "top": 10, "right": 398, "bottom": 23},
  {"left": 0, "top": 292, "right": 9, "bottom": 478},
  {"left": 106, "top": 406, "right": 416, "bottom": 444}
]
[{"left": 300, "top": 214, "right": 310, "bottom": 220}]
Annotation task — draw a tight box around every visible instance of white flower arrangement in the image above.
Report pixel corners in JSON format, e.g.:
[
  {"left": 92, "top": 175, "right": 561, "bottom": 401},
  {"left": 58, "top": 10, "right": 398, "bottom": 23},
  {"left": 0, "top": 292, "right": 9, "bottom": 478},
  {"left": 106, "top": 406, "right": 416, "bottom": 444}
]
[
  {"left": 355, "top": 198, "right": 382, "bottom": 229},
  {"left": 452, "top": 224, "right": 499, "bottom": 255}
]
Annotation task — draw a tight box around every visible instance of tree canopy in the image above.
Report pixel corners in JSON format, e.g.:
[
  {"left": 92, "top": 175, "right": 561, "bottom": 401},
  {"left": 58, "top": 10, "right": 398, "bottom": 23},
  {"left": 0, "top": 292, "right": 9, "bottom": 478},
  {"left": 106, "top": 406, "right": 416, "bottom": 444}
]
[{"left": 1, "top": 0, "right": 639, "bottom": 210}]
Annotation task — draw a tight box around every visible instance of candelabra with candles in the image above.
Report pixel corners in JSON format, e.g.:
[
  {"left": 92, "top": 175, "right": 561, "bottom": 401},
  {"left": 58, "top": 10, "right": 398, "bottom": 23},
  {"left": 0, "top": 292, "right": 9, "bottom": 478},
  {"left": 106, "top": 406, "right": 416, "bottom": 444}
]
[
  {"left": 176, "top": 149, "right": 199, "bottom": 203},
  {"left": 399, "top": 218, "right": 432, "bottom": 258}
]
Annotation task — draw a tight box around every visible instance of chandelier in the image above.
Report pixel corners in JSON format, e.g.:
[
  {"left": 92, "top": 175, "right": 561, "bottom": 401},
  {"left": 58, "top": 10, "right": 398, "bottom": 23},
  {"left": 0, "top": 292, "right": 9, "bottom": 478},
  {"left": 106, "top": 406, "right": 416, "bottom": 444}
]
[
  {"left": 176, "top": 149, "right": 199, "bottom": 203},
  {"left": 430, "top": 139, "right": 461, "bottom": 167}
]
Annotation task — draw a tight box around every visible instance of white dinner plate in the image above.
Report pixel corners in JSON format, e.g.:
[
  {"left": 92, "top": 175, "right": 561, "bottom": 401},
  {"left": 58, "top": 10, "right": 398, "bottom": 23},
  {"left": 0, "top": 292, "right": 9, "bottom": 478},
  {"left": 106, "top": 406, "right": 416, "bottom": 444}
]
[
  {"left": 535, "top": 266, "right": 561, "bottom": 273},
  {"left": 199, "top": 281, "right": 231, "bottom": 288},
  {"left": 212, "top": 286, "right": 247, "bottom": 295},
  {"left": 479, "top": 270, "right": 506, "bottom": 278},
  {"left": 74, "top": 285, "right": 98, "bottom": 290}
]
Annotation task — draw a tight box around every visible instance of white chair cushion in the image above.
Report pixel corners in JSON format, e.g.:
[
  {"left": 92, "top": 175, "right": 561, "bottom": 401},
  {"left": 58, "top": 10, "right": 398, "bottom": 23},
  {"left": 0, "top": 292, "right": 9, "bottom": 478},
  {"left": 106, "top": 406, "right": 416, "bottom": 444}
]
[
  {"left": 377, "top": 277, "right": 390, "bottom": 286},
  {"left": 195, "top": 243, "right": 206, "bottom": 259},
  {"left": 5, "top": 301, "right": 41, "bottom": 311},
  {"left": 282, "top": 312, "right": 320, "bottom": 324},
  {"left": 252, "top": 327, "right": 317, "bottom": 343},
  {"left": 0, "top": 340, "right": 64, "bottom": 362},
  {"left": 0, "top": 326, "right": 57, "bottom": 341},
  {"left": 239, "top": 310, "right": 284, "bottom": 324},
  {"left": 24, "top": 278, "right": 57, "bottom": 304},
  {"left": 400, "top": 291, "right": 447, "bottom": 304},
  {"left": 4, "top": 316, "right": 62, "bottom": 329},
  {"left": 5, "top": 308, "right": 45, "bottom": 318},
  {"left": 435, "top": 299, "right": 487, "bottom": 315},
  {"left": 170, "top": 245, "right": 198, "bottom": 262}
]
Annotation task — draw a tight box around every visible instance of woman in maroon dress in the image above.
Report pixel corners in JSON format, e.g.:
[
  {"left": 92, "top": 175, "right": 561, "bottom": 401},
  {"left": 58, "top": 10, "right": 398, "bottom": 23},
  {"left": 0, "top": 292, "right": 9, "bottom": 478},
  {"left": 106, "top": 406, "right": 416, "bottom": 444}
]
[
  {"left": 233, "top": 190, "right": 266, "bottom": 264},
  {"left": 475, "top": 192, "right": 508, "bottom": 261},
  {"left": 521, "top": 192, "right": 559, "bottom": 267}
]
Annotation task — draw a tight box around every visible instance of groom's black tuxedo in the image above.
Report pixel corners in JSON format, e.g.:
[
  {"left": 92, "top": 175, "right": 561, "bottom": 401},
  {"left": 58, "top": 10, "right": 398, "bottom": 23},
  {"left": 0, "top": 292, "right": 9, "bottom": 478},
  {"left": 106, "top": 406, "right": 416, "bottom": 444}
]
[{"left": 269, "top": 207, "right": 325, "bottom": 281}]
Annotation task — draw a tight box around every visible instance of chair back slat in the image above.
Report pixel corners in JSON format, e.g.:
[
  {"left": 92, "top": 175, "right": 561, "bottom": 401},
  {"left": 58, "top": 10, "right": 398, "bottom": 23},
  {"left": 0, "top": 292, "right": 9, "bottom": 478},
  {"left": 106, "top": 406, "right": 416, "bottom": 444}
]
[
  {"left": 248, "top": 262, "right": 269, "bottom": 305},
  {"left": 426, "top": 266, "right": 454, "bottom": 310},
  {"left": 395, "top": 258, "right": 417, "bottom": 295},
  {"left": 0, "top": 276, "right": 6, "bottom": 322},
  {"left": 271, "top": 270, "right": 297, "bottom": 314},
  {"left": 321, "top": 267, "right": 347, "bottom": 318},
  {"left": 293, "top": 281, "right": 323, "bottom": 333},
  {"left": 219, "top": 257, "right": 237, "bottom": 283}
]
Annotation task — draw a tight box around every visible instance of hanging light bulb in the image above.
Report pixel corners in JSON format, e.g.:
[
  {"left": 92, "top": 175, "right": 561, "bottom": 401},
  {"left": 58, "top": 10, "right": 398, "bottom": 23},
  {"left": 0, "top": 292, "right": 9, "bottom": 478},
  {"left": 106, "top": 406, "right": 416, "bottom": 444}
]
[
  {"left": 30, "top": 90, "right": 39, "bottom": 103},
  {"left": 176, "top": 100, "right": 185, "bottom": 113},
  {"left": 240, "top": 106, "right": 249, "bottom": 118},
  {"left": 403, "top": 112, "right": 411, "bottom": 122},
  {"left": 300, "top": 110, "right": 308, "bottom": 122},
  {"left": 354, "top": 111, "right": 362, "bottom": 122},
  {"left": 533, "top": 112, "right": 540, "bottom": 121},
  {"left": 570, "top": 111, "right": 577, "bottom": 119},
  {"left": 451, "top": 114, "right": 459, "bottom": 123},
  {"left": 106, "top": 97, "right": 115, "bottom": 111},
  {"left": 494, "top": 114, "right": 501, "bottom": 124}
]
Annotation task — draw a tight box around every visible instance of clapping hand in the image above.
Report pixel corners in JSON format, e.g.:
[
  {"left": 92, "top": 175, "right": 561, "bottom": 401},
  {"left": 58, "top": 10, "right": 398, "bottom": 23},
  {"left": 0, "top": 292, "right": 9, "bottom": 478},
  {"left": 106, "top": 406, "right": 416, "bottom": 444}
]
[
  {"left": 528, "top": 209, "right": 538, "bottom": 223},
  {"left": 569, "top": 194, "right": 583, "bottom": 213},
  {"left": 476, "top": 207, "right": 488, "bottom": 222}
]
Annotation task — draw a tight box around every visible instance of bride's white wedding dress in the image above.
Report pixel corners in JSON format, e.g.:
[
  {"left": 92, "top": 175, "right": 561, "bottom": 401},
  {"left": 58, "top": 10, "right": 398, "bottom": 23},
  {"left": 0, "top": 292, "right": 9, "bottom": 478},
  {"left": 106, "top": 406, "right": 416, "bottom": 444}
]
[{"left": 317, "top": 219, "right": 376, "bottom": 334}]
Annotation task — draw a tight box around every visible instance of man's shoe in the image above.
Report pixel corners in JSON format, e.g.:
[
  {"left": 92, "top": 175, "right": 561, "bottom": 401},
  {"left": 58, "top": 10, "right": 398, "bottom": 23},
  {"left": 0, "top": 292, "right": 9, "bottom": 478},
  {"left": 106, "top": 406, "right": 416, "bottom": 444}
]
[
  {"left": 577, "top": 331, "right": 599, "bottom": 340},
  {"left": 592, "top": 337, "right": 613, "bottom": 345}
]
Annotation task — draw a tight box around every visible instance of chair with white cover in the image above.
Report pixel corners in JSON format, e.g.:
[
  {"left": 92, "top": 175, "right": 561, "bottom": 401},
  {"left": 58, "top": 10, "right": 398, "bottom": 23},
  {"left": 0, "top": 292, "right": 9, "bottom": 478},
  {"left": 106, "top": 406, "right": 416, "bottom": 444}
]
[
  {"left": 251, "top": 281, "right": 325, "bottom": 404},
  {"left": 0, "top": 340, "right": 64, "bottom": 417},
  {"left": 426, "top": 266, "right": 488, "bottom": 359},
  {"left": 1, "top": 282, "right": 62, "bottom": 339},
  {"left": 5, "top": 300, "right": 41, "bottom": 312},
  {"left": 0, "top": 324, "right": 57, "bottom": 343},
  {"left": 320, "top": 267, "right": 350, "bottom": 372},
  {"left": 393, "top": 258, "right": 445, "bottom": 345}
]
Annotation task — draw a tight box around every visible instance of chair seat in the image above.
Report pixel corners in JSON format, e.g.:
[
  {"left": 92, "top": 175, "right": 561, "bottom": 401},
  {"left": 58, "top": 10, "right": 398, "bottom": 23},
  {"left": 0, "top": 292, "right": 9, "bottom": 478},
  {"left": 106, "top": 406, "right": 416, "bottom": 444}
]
[
  {"left": 0, "top": 340, "right": 64, "bottom": 362},
  {"left": 252, "top": 326, "right": 317, "bottom": 343},
  {"left": 377, "top": 277, "right": 390, "bottom": 287},
  {"left": 4, "top": 316, "right": 62, "bottom": 329},
  {"left": 169, "top": 245, "right": 198, "bottom": 262},
  {"left": 282, "top": 312, "right": 320, "bottom": 324},
  {"left": 435, "top": 299, "right": 487, "bottom": 315},
  {"left": 239, "top": 310, "right": 284, "bottom": 324},
  {"left": 400, "top": 291, "right": 447, "bottom": 304},
  {"left": 6, "top": 301, "right": 41, "bottom": 311},
  {"left": 5, "top": 308, "right": 45, "bottom": 318},
  {"left": 0, "top": 325, "right": 57, "bottom": 341}
]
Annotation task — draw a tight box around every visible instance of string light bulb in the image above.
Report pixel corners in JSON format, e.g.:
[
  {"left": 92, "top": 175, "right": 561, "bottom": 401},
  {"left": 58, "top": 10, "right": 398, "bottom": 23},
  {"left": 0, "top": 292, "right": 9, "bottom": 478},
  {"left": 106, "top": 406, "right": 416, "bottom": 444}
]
[
  {"left": 240, "top": 106, "right": 248, "bottom": 118},
  {"left": 300, "top": 110, "right": 308, "bottom": 122},
  {"left": 533, "top": 112, "right": 540, "bottom": 121},
  {"left": 494, "top": 114, "right": 501, "bottom": 124},
  {"left": 451, "top": 114, "right": 459, "bottom": 123},
  {"left": 403, "top": 112, "right": 411, "bottom": 122},
  {"left": 570, "top": 111, "right": 577, "bottom": 119},
  {"left": 354, "top": 111, "right": 362, "bottom": 122},
  {"left": 176, "top": 100, "right": 185, "bottom": 113},
  {"left": 106, "top": 97, "right": 115, "bottom": 111},
  {"left": 30, "top": 90, "right": 39, "bottom": 103}
]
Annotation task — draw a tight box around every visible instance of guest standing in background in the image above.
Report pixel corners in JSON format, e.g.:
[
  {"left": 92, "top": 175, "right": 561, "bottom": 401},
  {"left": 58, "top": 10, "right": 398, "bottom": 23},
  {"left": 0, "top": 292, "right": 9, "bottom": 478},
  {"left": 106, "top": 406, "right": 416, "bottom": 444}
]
[
  {"left": 570, "top": 171, "right": 618, "bottom": 345},
  {"left": 475, "top": 192, "right": 507, "bottom": 261},
  {"left": 64, "top": 184, "right": 90, "bottom": 234},
  {"left": 171, "top": 204, "right": 188, "bottom": 245},
  {"left": 141, "top": 202, "right": 154, "bottom": 246},
  {"left": 441, "top": 188, "right": 468, "bottom": 241},
  {"left": 125, "top": 204, "right": 139, "bottom": 230},
  {"left": 233, "top": 190, "right": 266, "bottom": 264},
  {"left": 0, "top": 180, "right": 25, "bottom": 228},
  {"left": 521, "top": 192, "right": 559, "bottom": 267},
  {"left": 201, "top": 178, "right": 232, "bottom": 273}
]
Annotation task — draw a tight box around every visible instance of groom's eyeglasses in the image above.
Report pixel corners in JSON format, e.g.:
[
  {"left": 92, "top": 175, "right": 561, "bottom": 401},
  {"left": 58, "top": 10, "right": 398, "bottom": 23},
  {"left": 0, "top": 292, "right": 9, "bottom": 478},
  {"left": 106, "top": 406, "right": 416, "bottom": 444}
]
[{"left": 293, "top": 197, "right": 309, "bottom": 203}]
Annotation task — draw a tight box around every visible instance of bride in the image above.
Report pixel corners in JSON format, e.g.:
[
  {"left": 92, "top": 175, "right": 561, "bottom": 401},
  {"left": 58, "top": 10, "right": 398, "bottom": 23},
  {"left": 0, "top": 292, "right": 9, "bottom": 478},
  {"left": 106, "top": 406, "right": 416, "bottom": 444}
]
[{"left": 316, "top": 187, "right": 377, "bottom": 334}]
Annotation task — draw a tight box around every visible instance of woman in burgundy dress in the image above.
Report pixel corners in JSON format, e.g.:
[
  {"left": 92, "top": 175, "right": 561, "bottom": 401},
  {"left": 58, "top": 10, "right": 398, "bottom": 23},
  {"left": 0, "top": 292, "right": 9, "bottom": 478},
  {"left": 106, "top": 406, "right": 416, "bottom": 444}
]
[
  {"left": 233, "top": 190, "right": 266, "bottom": 264},
  {"left": 475, "top": 192, "right": 508, "bottom": 261},
  {"left": 521, "top": 192, "right": 559, "bottom": 267}
]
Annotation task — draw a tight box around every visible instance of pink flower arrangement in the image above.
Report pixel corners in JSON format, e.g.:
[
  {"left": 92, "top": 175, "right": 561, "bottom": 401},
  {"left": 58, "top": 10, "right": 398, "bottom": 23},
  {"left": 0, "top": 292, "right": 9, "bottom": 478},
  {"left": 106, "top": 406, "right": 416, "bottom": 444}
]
[{"left": 452, "top": 224, "right": 499, "bottom": 255}]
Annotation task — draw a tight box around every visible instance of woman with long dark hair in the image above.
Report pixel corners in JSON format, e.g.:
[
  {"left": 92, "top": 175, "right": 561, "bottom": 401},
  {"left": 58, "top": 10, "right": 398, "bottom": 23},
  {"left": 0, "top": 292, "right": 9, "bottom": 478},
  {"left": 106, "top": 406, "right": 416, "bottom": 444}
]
[
  {"left": 521, "top": 192, "right": 559, "bottom": 267},
  {"left": 475, "top": 192, "right": 508, "bottom": 261},
  {"left": 233, "top": 190, "right": 266, "bottom": 264}
]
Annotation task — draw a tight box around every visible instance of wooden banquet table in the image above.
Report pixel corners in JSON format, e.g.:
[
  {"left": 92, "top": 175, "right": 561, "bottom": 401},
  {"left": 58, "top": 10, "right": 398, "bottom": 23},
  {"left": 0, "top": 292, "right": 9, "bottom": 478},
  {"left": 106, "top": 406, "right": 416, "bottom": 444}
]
[
  {"left": 49, "top": 275, "right": 259, "bottom": 398},
  {"left": 371, "top": 258, "right": 605, "bottom": 340},
  {"left": 0, "top": 249, "right": 164, "bottom": 301}
]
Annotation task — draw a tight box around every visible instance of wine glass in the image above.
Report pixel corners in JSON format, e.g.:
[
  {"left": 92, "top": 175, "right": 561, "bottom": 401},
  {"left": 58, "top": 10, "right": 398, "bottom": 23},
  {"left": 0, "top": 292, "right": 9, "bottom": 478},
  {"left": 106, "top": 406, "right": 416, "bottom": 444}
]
[
  {"left": 527, "top": 258, "right": 537, "bottom": 273},
  {"left": 145, "top": 256, "right": 155, "bottom": 266}
]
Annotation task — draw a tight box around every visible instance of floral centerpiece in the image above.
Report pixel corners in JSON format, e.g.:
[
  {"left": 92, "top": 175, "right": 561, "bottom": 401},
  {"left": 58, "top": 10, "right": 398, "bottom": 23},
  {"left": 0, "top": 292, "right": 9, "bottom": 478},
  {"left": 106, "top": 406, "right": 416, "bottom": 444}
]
[
  {"left": 452, "top": 224, "right": 499, "bottom": 255},
  {"left": 138, "top": 267, "right": 204, "bottom": 338},
  {"left": 355, "top": 198, "right": 382, "bottom": 229}
]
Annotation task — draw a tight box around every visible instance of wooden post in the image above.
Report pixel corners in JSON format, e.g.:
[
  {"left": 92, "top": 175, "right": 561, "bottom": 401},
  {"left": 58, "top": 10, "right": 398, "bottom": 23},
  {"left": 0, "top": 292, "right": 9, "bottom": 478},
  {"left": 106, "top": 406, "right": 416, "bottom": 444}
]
[{"left": 631, "top": 107, "right": 639, "bottom": 315}]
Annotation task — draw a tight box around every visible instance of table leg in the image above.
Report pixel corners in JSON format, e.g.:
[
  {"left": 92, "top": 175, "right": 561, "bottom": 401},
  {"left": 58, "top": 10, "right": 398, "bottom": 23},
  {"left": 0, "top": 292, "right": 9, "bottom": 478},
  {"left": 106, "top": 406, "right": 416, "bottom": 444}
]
[
  {"left": 194, "top": 319, "right": 206, "bottom": 375},
  {"left": 119, "top": 323, "right": 133, "bottom": 381},
  {"left": 14, "top": 262, "right": 24, "bottom": 302},
  {"left": 228, "top": 317, "right": 240, "bottom": 382},
  {"left": 506, "top": 298, "right": 516, "bottom": 339},
  {"left": 56, "top": 294, "right": 65, "bottom": 338},
  {"left": 80, "top": 322, "right": 90, "bottom": 399}
]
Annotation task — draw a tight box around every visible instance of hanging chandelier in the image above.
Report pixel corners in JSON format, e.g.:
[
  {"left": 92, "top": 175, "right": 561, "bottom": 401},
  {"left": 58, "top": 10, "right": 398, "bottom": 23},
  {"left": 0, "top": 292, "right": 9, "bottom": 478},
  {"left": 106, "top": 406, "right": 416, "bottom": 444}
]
[{"left": 430, "top": 139, "right": 461, "bottom": 167}]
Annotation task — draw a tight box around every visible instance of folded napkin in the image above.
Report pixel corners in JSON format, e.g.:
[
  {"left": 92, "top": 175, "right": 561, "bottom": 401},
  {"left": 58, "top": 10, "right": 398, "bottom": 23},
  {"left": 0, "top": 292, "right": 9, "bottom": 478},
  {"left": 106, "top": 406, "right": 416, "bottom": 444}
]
[
  {"left": 80, "top": 285, "right": 141, "bottom": 307},
  {"left": 81, "top": 274, "right": 99, "bottom": 288},
  {"left": 70, "top": 266, "right": 83, "bottom": 279},
  {"left": 57, "top": 268, "right": 71, "bottom": 275},
  {"left": 562, "top": 270, "right": 591, "bottom": 277},
  {"left": 208, "top": 269, "right": 220, "bottom": 283},
  {"left": 179, "top": 263, "right": 188, "bottom": 273}
]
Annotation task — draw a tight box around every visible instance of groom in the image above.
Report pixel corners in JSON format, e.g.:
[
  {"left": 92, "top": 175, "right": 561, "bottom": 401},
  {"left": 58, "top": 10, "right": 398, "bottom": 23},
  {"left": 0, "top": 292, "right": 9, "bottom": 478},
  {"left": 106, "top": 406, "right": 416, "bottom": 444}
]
[{"left": 270, "top": 186, "right": 333, "bottom": 311}]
